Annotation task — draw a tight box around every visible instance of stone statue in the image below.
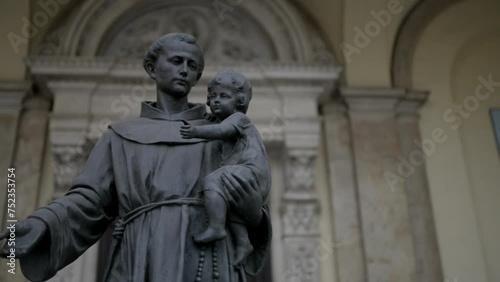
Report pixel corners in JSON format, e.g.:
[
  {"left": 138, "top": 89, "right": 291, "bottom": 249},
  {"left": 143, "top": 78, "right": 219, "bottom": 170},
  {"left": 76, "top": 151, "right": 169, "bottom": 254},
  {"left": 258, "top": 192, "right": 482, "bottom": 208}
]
[
  {"left": 181, "top": 70, "right": 271, "bottom": 266},
  {"left": 0, "top": 33, "right": 272, "bottom": 282}
]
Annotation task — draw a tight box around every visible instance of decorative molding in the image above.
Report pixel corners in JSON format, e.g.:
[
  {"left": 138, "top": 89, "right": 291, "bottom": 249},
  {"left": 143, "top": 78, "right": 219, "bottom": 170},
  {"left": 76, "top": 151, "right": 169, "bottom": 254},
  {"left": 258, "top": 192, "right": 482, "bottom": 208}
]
[
  {"left": 98, "top": 3, "right": 276, "bottom": 62},
  {"left": 0, "top": 81, "right": 31, "bottom": 114},
  {"left": 27, "top": 56, "right": 341, "bottom": 83},
  {"left": 341, "top": 88, "right": 405, "bottom": 117},
  {"left": 341, "top": 88, "right": 429, "bottom": 113},
  {"left": 37, "top": 0, "right": 335, "bottom": 63}
]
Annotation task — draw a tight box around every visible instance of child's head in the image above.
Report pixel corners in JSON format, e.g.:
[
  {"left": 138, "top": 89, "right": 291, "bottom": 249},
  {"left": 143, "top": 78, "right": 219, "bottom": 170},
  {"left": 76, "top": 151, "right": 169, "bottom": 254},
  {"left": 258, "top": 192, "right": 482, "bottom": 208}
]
[{"left": 207, "top": 71, "right": 252, "bottom": 119}]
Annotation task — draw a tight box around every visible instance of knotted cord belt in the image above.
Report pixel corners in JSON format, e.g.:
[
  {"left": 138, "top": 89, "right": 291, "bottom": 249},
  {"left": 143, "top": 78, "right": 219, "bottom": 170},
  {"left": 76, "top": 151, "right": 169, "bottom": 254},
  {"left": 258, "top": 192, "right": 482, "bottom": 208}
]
[{"left": 103, "top": 197, "right": 204, "bottom": 281}]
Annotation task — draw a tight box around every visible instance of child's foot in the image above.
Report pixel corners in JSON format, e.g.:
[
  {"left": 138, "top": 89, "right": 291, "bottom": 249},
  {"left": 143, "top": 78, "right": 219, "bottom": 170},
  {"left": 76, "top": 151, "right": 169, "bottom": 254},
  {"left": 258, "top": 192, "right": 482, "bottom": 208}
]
[
  {"left": 234, "top": 243, "right": 254, "bottom": 266},
  {"left": 194, "top": 227, "right": 227, "bottom": 243}
]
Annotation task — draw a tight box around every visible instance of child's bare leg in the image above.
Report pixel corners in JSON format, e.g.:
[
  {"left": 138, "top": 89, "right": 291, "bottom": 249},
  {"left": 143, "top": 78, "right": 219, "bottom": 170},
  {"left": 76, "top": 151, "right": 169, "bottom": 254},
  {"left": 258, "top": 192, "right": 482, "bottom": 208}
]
[
  {"left": 230, "top": 222, "right": 253, "bottom": 266},
  {"left": 194, "top": 190, "right": 227, "bottom": 243}
]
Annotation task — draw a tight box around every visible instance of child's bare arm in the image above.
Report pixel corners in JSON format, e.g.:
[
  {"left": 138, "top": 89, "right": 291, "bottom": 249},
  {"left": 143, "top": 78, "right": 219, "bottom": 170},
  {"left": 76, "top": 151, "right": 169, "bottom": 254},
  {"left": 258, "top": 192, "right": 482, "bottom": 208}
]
[{"left": 180, "top": 123, "right": 239, "bottom": 140}]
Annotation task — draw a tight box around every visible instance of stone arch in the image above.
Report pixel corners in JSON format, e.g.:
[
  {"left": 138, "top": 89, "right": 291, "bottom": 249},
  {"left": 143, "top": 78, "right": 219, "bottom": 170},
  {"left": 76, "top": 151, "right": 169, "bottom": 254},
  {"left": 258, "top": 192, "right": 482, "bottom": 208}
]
[
  {"left": 391, "top": 0, "right": 465, "bottom": 88},
  {"left": 37, "top": 0, "right": 335, "bottom": 63}
]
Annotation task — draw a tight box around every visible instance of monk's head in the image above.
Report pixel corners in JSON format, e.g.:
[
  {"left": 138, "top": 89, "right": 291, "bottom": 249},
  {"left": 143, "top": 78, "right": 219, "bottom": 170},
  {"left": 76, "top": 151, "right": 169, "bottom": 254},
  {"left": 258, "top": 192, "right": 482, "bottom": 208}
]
[{"left": 143, "top": 33, "right": 205, "bottom": 97}]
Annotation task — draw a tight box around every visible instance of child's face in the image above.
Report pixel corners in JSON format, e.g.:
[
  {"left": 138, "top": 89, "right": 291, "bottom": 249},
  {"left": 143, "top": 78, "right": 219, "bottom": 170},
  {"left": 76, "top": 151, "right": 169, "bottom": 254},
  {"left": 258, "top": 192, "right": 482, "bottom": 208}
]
[{"left": 208, "top": 84, "right": 238, "bottom": 120}]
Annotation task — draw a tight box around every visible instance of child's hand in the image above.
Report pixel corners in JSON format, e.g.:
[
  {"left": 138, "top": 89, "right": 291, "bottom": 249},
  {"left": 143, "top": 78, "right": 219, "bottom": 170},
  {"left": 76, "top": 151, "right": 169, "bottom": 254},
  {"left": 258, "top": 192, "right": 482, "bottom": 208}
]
[{"left": 180, "top": 121, "right": 197, "bottom": 139}]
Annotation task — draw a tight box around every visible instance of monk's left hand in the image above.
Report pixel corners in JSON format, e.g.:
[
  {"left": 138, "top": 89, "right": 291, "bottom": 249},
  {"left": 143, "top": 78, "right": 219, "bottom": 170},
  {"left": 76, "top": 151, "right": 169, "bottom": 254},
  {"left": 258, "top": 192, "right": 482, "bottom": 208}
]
[{"left": 221, "top": 172, "right": 263, "bottom": 228}]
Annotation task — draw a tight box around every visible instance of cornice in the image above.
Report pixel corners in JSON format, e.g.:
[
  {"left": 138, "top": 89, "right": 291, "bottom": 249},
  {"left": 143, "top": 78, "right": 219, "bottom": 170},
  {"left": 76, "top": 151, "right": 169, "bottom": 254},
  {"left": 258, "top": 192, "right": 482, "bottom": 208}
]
[
  {"left": 0, "top": 81, "right": 31, "bottom": 113},
  {"left": 27, "top": 56, "right": 342, "bottom": 84}
]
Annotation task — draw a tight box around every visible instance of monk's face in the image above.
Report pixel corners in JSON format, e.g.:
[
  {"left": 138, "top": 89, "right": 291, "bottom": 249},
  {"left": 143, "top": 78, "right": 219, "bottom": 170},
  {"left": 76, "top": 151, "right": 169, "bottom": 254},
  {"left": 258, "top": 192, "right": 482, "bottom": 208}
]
[{"left": 154, "top": 41, "right": 202, "bottom": 98}]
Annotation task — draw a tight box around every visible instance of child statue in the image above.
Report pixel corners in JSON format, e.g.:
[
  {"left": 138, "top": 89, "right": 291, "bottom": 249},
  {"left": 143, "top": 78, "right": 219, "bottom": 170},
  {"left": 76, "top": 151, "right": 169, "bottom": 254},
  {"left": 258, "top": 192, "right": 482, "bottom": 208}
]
[{"left": 180, "top": 70, "right": 271, "bottom": 266}]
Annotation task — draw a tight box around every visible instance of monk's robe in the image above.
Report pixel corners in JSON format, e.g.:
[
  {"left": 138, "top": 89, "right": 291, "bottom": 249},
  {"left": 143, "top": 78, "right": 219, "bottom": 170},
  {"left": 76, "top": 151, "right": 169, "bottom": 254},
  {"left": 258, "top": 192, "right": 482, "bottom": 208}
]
[{"left": 19, "top": 102, "right": 271, "bottom": 282}]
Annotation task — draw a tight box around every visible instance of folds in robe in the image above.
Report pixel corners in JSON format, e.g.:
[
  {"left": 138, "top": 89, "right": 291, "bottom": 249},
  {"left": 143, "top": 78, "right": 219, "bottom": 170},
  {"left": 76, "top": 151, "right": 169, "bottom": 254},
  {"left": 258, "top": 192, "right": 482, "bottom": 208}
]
[{"left": 19, "top": 102, "right": 271, "bottom": 282}]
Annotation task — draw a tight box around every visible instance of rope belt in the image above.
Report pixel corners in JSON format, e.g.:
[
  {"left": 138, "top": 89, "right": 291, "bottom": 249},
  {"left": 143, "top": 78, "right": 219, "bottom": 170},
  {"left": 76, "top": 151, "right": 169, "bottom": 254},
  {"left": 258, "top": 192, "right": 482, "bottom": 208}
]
[
  {"left": 112, "top": 198, "right": 203, "bottom": 239},
  {"left": 103, "top": 197, "right": 204, "bottom": 281}
]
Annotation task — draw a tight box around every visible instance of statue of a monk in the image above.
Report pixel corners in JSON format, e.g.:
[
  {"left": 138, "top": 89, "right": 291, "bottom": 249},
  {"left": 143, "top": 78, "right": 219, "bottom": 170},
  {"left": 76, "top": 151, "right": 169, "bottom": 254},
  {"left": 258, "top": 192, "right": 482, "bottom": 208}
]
[{"left": 0, "top": 33, "right": 271, "bottom": 282}]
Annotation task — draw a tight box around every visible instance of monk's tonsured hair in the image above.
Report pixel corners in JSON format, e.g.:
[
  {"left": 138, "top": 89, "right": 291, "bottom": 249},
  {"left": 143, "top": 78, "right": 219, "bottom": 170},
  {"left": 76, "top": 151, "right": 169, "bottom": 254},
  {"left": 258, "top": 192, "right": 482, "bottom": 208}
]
[
  {"left": 143, "top": 33, "right": 205, "bottom": 81},
  {"left": 207, "top": 70, "right": 253, "bottom": 114}
]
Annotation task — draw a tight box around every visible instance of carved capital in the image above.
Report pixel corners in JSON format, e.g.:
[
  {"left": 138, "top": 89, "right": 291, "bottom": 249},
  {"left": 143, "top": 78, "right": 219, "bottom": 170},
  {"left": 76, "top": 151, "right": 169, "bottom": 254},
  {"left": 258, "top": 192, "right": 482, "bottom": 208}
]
[
  {"left": 341, "top": 87, "right": 405, "bottom": 114},
  {"left": 52, "top": 138, "right": 95, "bottom": 198}
]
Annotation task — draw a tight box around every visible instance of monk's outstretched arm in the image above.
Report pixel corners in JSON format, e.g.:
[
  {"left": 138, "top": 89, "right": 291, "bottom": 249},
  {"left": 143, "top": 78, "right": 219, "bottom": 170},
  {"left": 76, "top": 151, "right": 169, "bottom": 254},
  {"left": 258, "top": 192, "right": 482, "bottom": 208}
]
[{"left": 15, "top": 131, "right": 118, "bottom": 282}]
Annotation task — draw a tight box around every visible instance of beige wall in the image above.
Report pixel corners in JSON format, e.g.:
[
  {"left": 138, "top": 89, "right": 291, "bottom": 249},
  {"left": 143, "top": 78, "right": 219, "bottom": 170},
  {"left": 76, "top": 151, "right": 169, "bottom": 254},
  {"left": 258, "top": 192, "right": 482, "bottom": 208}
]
[
  {"left": 451, "top": 33, "right": 500, "bottom": 282},
  {"left": 412, "top": 0, "right": 500, "bottom": 281},
  {"left": 342, "top": 0, "right": 417, "bottom": 86},
  {"left": 294, "top": 0, "right": 343, "bottom": 62},
  {"left": 0, "top": 2, "right": 29, "bottom": 80}
]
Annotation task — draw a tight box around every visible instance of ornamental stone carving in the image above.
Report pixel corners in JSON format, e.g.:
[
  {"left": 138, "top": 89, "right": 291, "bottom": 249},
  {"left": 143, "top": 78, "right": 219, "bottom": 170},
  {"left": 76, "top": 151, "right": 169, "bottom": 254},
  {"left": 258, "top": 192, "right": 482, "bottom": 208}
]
[
  {"left": 98, "top": 3, "right": 277, "bottom": 62},
  {"left": 52, "top": 138, "right": 96, "bottom": 199},
  {"left": 282, "top": 202, "right": 320, "bottom": 236},
  {"left": 287, "top": 152, "right": 316, "bottom": 192},
  {"left": 36, "top": 0, "right": 334, "bottom": 63}
]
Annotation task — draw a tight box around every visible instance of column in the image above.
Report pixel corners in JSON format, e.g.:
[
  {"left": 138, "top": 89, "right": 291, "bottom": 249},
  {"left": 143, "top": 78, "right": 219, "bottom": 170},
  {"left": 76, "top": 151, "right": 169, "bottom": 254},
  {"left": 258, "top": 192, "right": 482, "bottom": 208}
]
[
  {"left": 280, "top": 85, "right": 323, "bottom": 282},
  {"left": 0, "top": 82, "right": 29, "bottom": 227},
  {"left": 45, "top": 81, "right": 99, "bottom": 282},
  {"left": 322, "top": 100, "right": 366, "bottom": 282},
  {"left": 0, "top": 81, "right": 29, "bottom": 282},
  {"left": 342, "top": 87, "right": 417, "bottom": 282},
  {"left": 396, "top": 91, "right": 443, "bottom": 282},
  {"left": 12, "top": 95, "right": 51, "bottom": 221}
]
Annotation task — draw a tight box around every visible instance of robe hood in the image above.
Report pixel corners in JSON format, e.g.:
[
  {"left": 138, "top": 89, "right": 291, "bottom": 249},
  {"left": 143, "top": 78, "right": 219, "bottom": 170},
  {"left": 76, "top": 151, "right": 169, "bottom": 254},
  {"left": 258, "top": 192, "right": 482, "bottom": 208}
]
[{"left": 109, "top": 101, "right": 212, "bottom": 144}]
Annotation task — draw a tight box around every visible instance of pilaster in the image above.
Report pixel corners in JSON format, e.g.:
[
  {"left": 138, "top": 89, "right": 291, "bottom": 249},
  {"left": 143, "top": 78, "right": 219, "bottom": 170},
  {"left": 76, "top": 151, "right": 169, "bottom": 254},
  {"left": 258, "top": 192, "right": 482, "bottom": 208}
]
[
  {"left": 342, "top": 87, "right": 417, "bottom": 282},
  {"left": 322, "top": 100, "right": 365, "bottom": 282},
  {"left": 0, "top": 81, "right": 29, "bottom": 228},
  {"left": 12, "top": 95, "right": 51, "bottom": 221},
  {"left": 0, "top": 81, "right": 30, "bottom": 282},
  {"left": 280, "top": 85, "right": 323, "bottom": 282},
  {"left": 395, "top": 91, "right": 443, "bottom": 282}
]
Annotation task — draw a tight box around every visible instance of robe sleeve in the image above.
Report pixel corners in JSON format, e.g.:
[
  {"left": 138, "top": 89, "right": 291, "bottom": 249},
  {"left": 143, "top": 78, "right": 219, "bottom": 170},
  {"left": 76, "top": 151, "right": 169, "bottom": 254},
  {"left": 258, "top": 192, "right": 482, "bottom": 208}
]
[
  {"left": 244, "top": 205, "right": 272, "bottom": 276},
  {"left": 19, "top": 130, "right": 118, "bottom": 282}
]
